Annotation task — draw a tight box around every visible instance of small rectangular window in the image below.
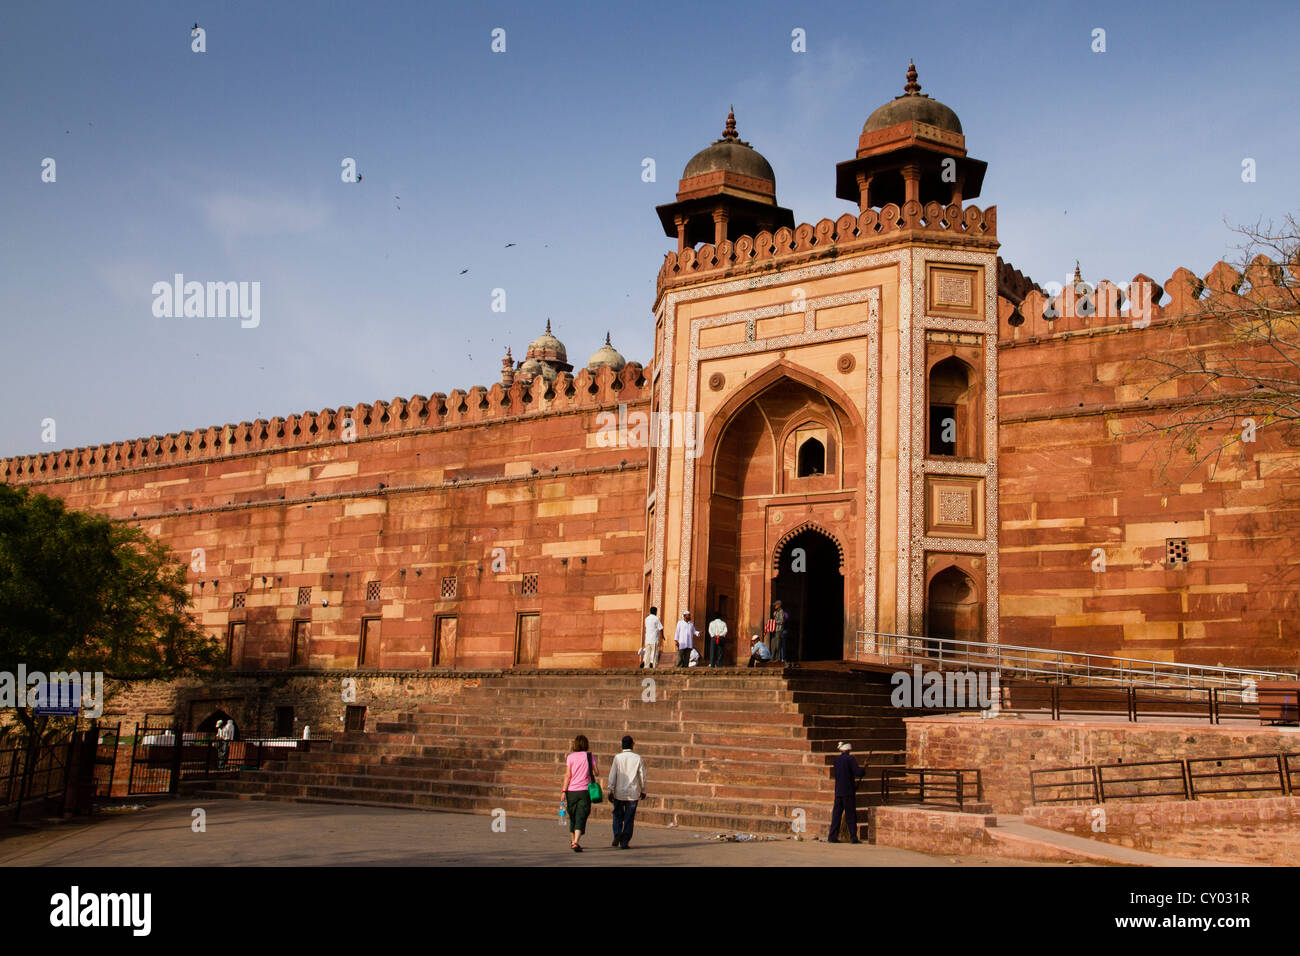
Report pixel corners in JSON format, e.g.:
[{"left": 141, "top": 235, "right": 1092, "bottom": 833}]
[
  {"left": 434, "top": 616, "right": 458, "bottom": 667},
  {"left": 290, "top": 620, "right": 310, "bottom": 667},
  {"left": 929, "top": 404, "right": 957, "bottom": 457},
  {"left": 232, "top": 591, "right": 246, "bottom": 609},
  {"left": 441, "top": 576, "right": 457, "bottom": 599},
  {"left": 297, "top": 586, "right": 312, "bottom": 606},
  {"left": 273, "top": 706, "right": 294, "bottom": 738},
  {"left": 366, "top": 580, "right": 382, "bottom": 602},
  {"left": 344, "top": 705, "right": 367, "bottom": 733},
  {"left": 359, "top": 617, "right": 382, "bottom": 667},
  {"left": 521, "top": 572, "right": 539, "bottom": 596},
  {"left": 226, "top": 622, "right": 246, "bottom": 667},
  {"left": 1167, "top": 539, "right": 1189, "bottom": 567}
]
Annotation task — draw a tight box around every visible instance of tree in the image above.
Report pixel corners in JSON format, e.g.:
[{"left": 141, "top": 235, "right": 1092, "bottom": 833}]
[
  {"left": 1136, "top": 215, "right": 1300, "bottom": 481},
  {"left": 0, "top": 485, "right": 223, "bottom": 744}
]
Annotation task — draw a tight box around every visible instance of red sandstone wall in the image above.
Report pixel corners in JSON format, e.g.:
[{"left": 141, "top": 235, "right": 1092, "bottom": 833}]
[
  {"left": 906, "top": 715, "right": 1300, "bottom": 814},
  {"left": 2, "top": 364, "right": 652, "bottom": 670},
  {"left": 997, "top": 263, "right": 1300, "bottom": 667},
  {"left": 1024, "top": 795, "right": 1300, "bottom": 866}
]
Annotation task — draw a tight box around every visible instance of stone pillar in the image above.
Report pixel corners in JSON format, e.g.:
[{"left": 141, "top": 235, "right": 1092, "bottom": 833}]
[
  {"left": 856, "top": 172, "right": 873, "bottom": 212},
  {"left": 674, "top": 215, "right": 688, "bottom": 253},
  {"left": 949, "top": 172, "right": 965, "bottom": 207},
  {"left": 902, "top": 164, "right": 921, "bottom": 205},
  {"left": 712, "top": 208, "right": 729, "bottom": 246}
]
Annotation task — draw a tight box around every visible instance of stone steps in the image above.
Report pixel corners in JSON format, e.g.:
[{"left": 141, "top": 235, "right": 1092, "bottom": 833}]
[{"left": 205, "top": 668, "right": 936, "bottom": 839}]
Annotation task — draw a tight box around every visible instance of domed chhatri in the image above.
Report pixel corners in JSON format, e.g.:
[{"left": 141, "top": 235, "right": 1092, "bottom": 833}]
[
  {"left": 656, "top": 107, "right": 795, "bottom": 252},
  {"left": 509, "top": 320, "right": 573, "bottom": 384},
  {"left": 835, "top": 61, "right": 987, "bottom": 212},
  {"left": 525, "top": 319, "right": 568, "bottom": 367},
  {"left": 863, "top": 61, "right": 963, "bottom": 135},
  {"left": 586, "top": 332, "right": 626, "bottom": 373},
  {"left": 681, "top": 107, "right": 778, "bottom": 183}
]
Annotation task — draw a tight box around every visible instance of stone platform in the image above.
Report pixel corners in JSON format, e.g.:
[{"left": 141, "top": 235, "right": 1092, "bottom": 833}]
[{"left": 199, "top": 667, "right": 935, "bottom": 838}]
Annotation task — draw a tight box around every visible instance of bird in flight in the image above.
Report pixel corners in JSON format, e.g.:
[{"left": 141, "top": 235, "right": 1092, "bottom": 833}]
[
  {"left": 504, "top": 242, "right": 516, "bottom": 248},
  {"left": 459, "top": 269, "right": 469, "bottom": 275}
]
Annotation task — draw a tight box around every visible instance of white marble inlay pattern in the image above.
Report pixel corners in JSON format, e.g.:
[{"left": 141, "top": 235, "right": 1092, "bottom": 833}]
[
  {"left": 909, "top": 247, "right": 999, "bottom": 642},
  {"left": 651, "top": 248, "right": 908, "bottom": 640}
]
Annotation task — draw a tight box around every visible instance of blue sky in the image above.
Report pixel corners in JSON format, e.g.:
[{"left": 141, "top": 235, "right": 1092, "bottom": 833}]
[{"left": 2, "top": 0, "right": 1297, "bottom": 457}]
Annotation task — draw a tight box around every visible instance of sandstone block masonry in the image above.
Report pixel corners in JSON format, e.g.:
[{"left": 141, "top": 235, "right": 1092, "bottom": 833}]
[
  {"left": 906, "top": 714, "right": 1300, "bottom": 813},
  {"left": 2, "top": 363, "right": 652, "bottom": 671}
]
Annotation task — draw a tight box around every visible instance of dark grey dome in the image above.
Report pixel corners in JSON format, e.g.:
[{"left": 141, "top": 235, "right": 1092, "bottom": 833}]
[
  {"left": 682, "top": 108, "right": 776, "bottom": 185},
  {"left": 683, "top": 140, "right": 776, "bottom": 182},
  {"left": 863, "top": 62, "right": 962, "bottom": 135},
  {"left": 864, "top": 95, "right": 962, "bottom": 135}
]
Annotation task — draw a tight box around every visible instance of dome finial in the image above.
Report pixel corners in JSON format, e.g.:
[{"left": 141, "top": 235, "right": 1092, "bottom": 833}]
[
  {"left": 545, "top": 318, "right": 552, "bottom": 334},
  {"left": 604, "top": 331, "right": 611, "bottom": 346},
  {"left": 904, "top": 60, "right": 921, "bottom": 95},
  {"left": 722, "top": 106, "right": 738, "bottom": 141}
]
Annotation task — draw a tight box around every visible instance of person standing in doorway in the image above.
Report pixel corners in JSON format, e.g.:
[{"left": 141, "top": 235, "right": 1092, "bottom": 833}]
[
  {"left": 674, "top": 611, "right": 697, "bottom": 667},
  {"left": 828, "top": 741, "right": 865, "bottom": 843},
  {"left": 769, "top": 600, "right": 789, "bottom": 664},
  {"left": 643, "top": 606, "right": 664, "bottom": 669},
  {"left": 707, "top": 611, "right": 727, "bottom": 667},
  {"left": 561, "top": 734, "right": 598, "bottom": 852},
  {"left": 607, "top": 735, "right": 646, "bottom": 849}
]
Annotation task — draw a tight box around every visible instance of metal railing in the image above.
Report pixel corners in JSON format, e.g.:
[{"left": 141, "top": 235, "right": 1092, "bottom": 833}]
[
  {"left": 126, "top": 722, "right": 312, "bottom": 796},
  {"left": 1001, "top": 682, "right": 1261, "bottom": 724},
  {"left": 880, "top": 767, "right": 983, "bottom": 811},
  {"left": 856, "top": 631, "right": 1294, "bottom": 692},
  {"left": 1030, "top": 751, "right": 1300, "bottom": 805}
]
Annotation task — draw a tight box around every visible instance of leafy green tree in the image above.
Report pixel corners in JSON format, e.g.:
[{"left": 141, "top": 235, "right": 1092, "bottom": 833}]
[{"left": 0, "top": 485, "right": 222, "bottom": 743}]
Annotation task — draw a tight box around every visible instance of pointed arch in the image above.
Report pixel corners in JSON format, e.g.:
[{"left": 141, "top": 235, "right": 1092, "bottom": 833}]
[{"left": 771, "top": 521, "right": 846, "bottom": 572}]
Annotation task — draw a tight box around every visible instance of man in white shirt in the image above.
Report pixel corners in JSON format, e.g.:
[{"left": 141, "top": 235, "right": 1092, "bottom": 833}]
[
  {"left": 643, "top": 606, "right": 664, "bottom": 668},
  {"left": 707, "top": 613, "right": 728, "bottom": 667},
  {"left": 747, "top": 633, "right": 772, "bottom": 668},
  {"left": 607, "top": 735, "right": 647, "bottom": 849},
  {"left": 674, "top": 611, "right": 698, "bottom": 667}
]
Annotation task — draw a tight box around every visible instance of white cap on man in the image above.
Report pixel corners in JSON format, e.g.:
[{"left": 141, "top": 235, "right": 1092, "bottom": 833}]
[{"left": 838, "top": 741, "right": 852, "bottom": 752}]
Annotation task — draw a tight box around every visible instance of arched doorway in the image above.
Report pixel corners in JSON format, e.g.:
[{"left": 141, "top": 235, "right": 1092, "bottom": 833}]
[
  {"left": 196, "top": 709, "right": 236, "bottom": 738},
  {"left": 772, "top": 527, "right": 845, "bottom": 662},
  {"left": 693, "top": 364, "right": 865, "bottom": 664},
  {"left": 925, "top": 565, "right": 981, "bottom": 649}
]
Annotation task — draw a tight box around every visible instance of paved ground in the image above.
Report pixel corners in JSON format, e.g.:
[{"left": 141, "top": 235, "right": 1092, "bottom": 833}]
[{"left": 0, "top": 798, "right": 1049, "bottom": 867}]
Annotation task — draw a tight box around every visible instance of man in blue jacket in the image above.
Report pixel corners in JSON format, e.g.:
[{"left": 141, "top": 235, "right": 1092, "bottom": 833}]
[{"left": 828, "top": 741, "right": 865, "bottom": 843}]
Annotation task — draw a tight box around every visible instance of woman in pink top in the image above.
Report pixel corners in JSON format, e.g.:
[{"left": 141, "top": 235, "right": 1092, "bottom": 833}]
[{"left": 561, "top": 734, "right": 597, "bottom": 851}]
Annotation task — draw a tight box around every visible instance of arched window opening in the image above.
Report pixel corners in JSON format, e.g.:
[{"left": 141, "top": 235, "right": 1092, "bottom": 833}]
[
  {"left": 926, "top": 565, "right": 982, "bottom": 649},
  {"left": 797, "top": 437, "right": 825, "bottom": 476},
  {"left": 928, "top": 357, "right": 973, "bottom": 457}
]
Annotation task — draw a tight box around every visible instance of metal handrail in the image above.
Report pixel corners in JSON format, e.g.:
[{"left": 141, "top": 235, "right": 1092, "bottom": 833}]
[
  {"left": 855, "top": 630, "right": 1294, "bottom": 692},
  {"left": 1030, "top": 751, "right": 1299, "bottom": 805}
]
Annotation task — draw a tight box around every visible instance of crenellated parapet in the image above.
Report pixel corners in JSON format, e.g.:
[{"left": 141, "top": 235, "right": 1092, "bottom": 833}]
[
  {"left": 996, "top": 257, "right": 1041, "bottom": 305},
  {"left": 656, "top": 201, "right": 998, "bottom": 295},
  {"left": 997, "top": 254, "right": 1299, "bottom": 344},
  {"left": 2, "top": 361, "right": 650, "bottom": 485}
]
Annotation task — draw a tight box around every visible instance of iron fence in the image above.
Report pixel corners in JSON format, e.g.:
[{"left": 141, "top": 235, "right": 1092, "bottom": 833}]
[
  {"left": 879, "top": 767, "right": 983, "bottom": 811},
  {"left": 126, "top": 721, "right": 308, "bottom": 795},
  {"left": 1030, "top": 751, "right": 1300, "bottom": 805},
  {"left": 856, "top": 631, "right": 1293, "bottom": 693}
]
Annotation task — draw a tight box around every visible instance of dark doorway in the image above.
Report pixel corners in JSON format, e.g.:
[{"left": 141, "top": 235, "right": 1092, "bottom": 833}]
[
  {"left": 196, "top": 709, "right": 235, "bottom": 737},
  {"left": 771, "top": 528, "right": 845, "bottom": 661},
  {"left": 926, "top": 566, "right": 981, "bottom": 650},
  {"left": 273, "top": 706, "right": 294, "bottom": 738}
]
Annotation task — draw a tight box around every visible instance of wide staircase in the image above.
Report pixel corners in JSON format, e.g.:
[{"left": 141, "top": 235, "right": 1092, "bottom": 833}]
[{"left": 200, "top": 667, "right": 935, "bottom": 838}]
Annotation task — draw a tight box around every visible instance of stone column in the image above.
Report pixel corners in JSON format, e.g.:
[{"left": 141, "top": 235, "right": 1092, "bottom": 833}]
[{"left": 712, "top": 208, "right": 729, "bottom": 246}]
